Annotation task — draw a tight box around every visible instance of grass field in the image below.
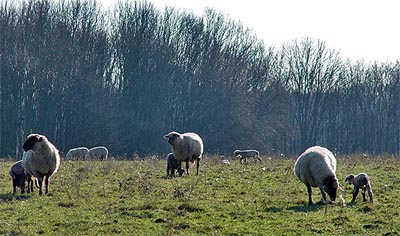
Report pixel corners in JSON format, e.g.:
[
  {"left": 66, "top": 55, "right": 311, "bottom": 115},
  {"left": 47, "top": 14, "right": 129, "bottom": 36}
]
[{"left": 0, "top": 154, "right": 399, "bottom": 235}]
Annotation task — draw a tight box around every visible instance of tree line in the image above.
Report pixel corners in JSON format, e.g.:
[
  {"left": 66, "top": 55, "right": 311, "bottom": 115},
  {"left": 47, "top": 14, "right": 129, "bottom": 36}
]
[{"left": 1, "top": 0, "right": 399, "bottom": 158}]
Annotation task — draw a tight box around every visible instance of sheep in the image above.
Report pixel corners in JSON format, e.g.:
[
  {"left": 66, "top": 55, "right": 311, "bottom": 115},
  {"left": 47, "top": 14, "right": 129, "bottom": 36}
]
[
  {"left": 233, "top": 149, "right": 262, "bottom": 164},
  {"left": 9, "top": 160, "right": 30, "bottom": 194},
  {"left": 166, "top": 153, "right": 184, "bottom": 177},
  {"left": 163, "top": 131, "right": 203, "bottom": 175},
  {"left": 220, "top": 155, "right": 231, "bottom": 165},
  {"left": 22, "top": 134, "right": 61, "bottom": 195},
  {"left": 344, "top": 173, "right": 373, "bottom": 204},
  {"left": 85, "top": 146, "right": 108, "bottom": 160},
  {"left": 65, "top": 147, "right": 89, "bottom": 161},
  {"left": 294, "top": 146, "right": 339, "bottom": 205}
]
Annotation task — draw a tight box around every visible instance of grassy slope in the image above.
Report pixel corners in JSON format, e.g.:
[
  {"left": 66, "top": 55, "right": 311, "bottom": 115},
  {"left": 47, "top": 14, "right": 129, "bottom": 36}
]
[{"left": 0, "top": 155, "right": 399, "bottom": 235}]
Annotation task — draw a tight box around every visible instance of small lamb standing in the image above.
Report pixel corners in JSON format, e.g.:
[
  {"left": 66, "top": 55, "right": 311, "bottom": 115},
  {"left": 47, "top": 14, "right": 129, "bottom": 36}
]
[
  {"left": 164, "top": 131, "right": 203, "bottom": 175},
  {"left": 22, "top": 134, "right": 61, "bottom": 195},
  {"left": 294, "top": 146, "right": 339, "bottom": 205},
  {"left": 233, "top": 149, "right": 262, "bottom": 164},
  {"left": 65, "top": 147, "right": 89, "bottom": 160},
  {"left": 9, "top": 160, "right": 30, "bottom": 194},
  {"left": 85, "top": 146, "right": 109, "bottom": 160},
  {"left": 166, "top": 153, "right": 184, "bottom": 177},
  {"left": 344, "top": 173, "right": 373, "bottom": 204}
]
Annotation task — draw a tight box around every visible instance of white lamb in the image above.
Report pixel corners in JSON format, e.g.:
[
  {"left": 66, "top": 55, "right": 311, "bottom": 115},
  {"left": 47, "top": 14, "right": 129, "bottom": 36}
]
[
  {"left": 233, "top": 149, "right": 262, "bottom": 164},
  {"left": 65, "top": 147, "right": 89, "bottom": 161},
  {"left": 22, "top": 134, "right": 61, "bottom": 195},
  {"left": 163, "top": 131, "right": 203, "bottom": 175},
  {"left": 294, "top": 146, "right": 339, "bottom": 205},
  {"left": 85, "top": 146, "right": 109, "bottom": 160}
]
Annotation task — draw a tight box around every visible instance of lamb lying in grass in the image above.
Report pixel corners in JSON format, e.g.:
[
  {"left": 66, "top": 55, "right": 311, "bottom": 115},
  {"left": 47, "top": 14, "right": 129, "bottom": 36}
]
[{"left": 344, "top": 173, "right": 373, "bottom": 204}]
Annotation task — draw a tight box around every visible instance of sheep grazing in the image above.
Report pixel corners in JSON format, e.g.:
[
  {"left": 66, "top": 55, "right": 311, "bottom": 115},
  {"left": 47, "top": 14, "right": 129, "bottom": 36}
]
[
  {"left": 85, "top": 146, "right": 109, "bottom": 160},
  {"left": 9, "top": 160, "right": 29, "bottom": 194},
  {"left": 22, "top": 134, "right": 61, "bottom": 195},
  {"left": 294, "top": 146, "right": 339, "bottom": 205},
  {"left": 233, "top": 149, "right": 262, "bottom": 164},
  {"left": 65, "top": 147, "right": 89, "bottom": 161},
  {"left": 166, "top": 153, "right": 184, "bottom": 177},
  {"left": 345, "top": 173, "right": 373, "bottom": 204},
  {"left": 163, "top": 131, "right": 203, "bottom": 176}
]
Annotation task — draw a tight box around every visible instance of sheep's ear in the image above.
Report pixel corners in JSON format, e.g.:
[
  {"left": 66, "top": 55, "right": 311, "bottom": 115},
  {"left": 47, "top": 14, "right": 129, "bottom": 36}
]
[{"left": 163, "top": 134, "right": 170, "bottom": 139}]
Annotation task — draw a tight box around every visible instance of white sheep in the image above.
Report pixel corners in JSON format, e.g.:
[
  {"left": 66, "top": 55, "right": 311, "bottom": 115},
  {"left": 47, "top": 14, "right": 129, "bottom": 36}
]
[
  {"left": 163, "top": 131, "right": 203, "bottom": 175},
  {"left": 166, "top": 153, "right": 184, "bottom": 177},
  {"left": 65, "top": 147, "right": 89, "bottom": 161},
  {"left": 22, "top": 134, "right": 61, "bottom": 195},
  {"left": 344, "top": 173, "right": 373, "bottom": 204},
  {"left": 294, "top": 146, "right": 339, "bottom": 205},
  {"left": 233, "top": 149, "right": 262, "bottom": 164},
  {"left": 85, "top": 146, "right": 109, "bottom": 160}
]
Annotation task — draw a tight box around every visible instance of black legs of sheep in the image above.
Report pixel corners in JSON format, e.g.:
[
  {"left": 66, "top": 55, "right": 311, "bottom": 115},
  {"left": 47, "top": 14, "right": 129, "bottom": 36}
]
[{"left": 184, "top": 159, "right": 200, "bottom": 176}]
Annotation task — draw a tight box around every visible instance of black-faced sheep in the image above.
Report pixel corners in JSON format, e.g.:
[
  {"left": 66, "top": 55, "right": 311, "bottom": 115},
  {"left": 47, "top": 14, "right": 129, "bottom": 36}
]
[
  {"left": 234, "top": 149, "right": 262, "bottom": 164},
  {"left": 66, "top": 147, "right": 89, "bottom": 160},
  {"left": 294, "top": 146, "right": 339, "bottom": 205},
  {"left": 344, "top": 173, "right": 373, "bottom": 204},
  {"left": 9, "top": 160, "right": 30, "bottom": 194},
  {"left": 163, "top": 131, "right": 203, "bottom": 175},
  {"left": 166, "top": 153, "right": 184, "bottom": 177},
  {"left": 85, "top": 146, "right": 108, "bottom": 160},
  {"left": 22, "top": 134, "right": 61, "bottom": 195}
]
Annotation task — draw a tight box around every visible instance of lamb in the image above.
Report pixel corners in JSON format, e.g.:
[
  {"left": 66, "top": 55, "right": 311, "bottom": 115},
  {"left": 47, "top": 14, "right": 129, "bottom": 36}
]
[
  {"left": 233, "top": 149, "right": 262, "bottom": 164},
  {"left": 220, "top": 155, "right": 231, "bottom": 165},
  {"left": 166, "top": 153, "right": 184, "bottom": 177},
  {"left": 9, "top": 160, "right": 30, "bottom": 194},
  {"left": 163, "top": 131, "right": 203, "bottom": 175},
  {"left": 344, "top": 173, "right": 373, "bottom": 204},
  {"left": 22, "top": 134, "right": 61, "bottom": 195},
  {"left": 85, "top": 146, "right": 108, "bottom": 160},
  {"left": 294, "top": 146, "right": 339, "bottom": 205},
  {"left": 65, "top": 147, "right": 89, "bottom": 160}
]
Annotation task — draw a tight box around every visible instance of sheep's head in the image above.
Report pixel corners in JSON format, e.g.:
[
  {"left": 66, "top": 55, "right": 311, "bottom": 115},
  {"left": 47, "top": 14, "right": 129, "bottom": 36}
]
[
  {"left": 177, "top": 167, "right": 185, "bottom": 176},
  {"left": 233, "top": 150, "right": 240, "bottom": 156},
  {"left": 322, "top": 176, "right": 339, "bottom": 202},
  {"left": 163, "top": 132, "right": 182, "bottom": 146},
  {"left": 23, "top": 134, "right": 45, "bottom": 151},
  {"left": 344, "top": 174, "right": 355, "bottom": 184}
]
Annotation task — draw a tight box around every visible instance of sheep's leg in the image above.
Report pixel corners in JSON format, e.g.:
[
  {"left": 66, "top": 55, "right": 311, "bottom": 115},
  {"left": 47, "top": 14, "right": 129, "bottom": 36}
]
[
  {"left": 361, "top": 191, "right": 367, "bottom": 202},
  {"left": 306, "top": 183, "right": 313, "bottom": 205},
  {"left": 12, "top": 182, "right": 16, "bottom": 194},
  {"left": 350, "top": 188, "right": 359, "bottom": 204},
  {"left": 27, "top": 178, "right": 31, "bottom": 193},
  {"left": 44, "top": 175, "right": 49, "bottom": 194},
  {"left": 185, "top": 160, "right": 190, "bottom": 175},
  {"left": 196, "top": 159, "right": 200, "bottom": 176},
  {"left": 319, "top": 188, "right": 327, "bottom": 203},
  {"left": 37, "top": 176, "right": 44, "bottom": 195},
  {"left": 368, "top": 189, "right": 373, "bottom": 203},
  {"left": 21, "top": 184, "right": 25, "bottom": 194}
]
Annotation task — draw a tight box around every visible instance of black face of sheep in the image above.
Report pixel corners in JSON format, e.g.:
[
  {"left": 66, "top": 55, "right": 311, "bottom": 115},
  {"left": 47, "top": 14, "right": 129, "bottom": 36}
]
[
  {"left": 164, "top": 132, "right": 180, "bottom": 145},
  {"left": 322, "top": 177, "right": 338, "bottom": 202},
  {"left": 344, "top": 174, "right": 355, "bottom": 184},
  {"left": 23, "top": 134, "right": 43, "bottom": 151}
]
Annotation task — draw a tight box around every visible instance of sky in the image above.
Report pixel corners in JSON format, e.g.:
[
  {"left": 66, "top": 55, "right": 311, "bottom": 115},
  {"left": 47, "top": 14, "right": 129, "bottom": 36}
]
[{"left": 99, "top": 0, "right": 400, "bottom": 63}]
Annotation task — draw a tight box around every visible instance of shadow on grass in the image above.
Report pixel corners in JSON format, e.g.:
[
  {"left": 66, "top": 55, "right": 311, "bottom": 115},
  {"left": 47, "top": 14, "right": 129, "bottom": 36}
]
[
  {"left": 287, "top": 204, "right": 324, "bottom": 212},
  {"left": 0, "top": 193, "right": 32, "bottom": 202}
]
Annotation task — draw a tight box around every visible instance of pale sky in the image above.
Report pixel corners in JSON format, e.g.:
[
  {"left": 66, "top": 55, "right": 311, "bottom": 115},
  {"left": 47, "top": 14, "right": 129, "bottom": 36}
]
[{"left": 99, "top": 0, "right": 400, "bottom": 63}]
